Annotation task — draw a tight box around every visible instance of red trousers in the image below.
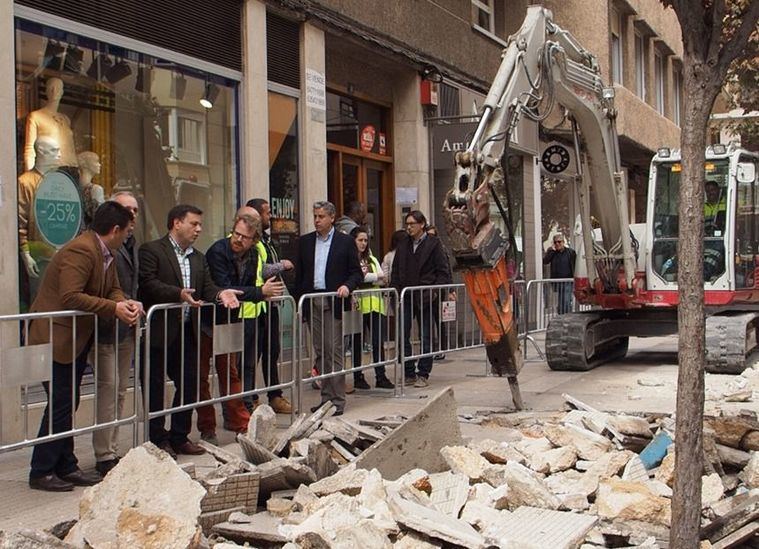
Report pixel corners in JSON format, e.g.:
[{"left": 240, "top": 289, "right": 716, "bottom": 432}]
[{"left": 196, "top": 333, "right": 250, "bottom": 434}]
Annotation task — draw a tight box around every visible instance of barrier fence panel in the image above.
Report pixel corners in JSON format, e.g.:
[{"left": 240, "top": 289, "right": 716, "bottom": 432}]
[
  {"left": 143, "top": 297, "right": 298, "bottom": 444},
  {"left": 398, "top": 283, "right": 484, "bottom": 395},
  {"left": 522, "top": 278, "right": 584, "bottom": 359},
  {"left": 295, "top": 289, "right": 399, "bottom": 414},
  {"left": 0, "top": 311, "right": 140, "bottom": 455}
]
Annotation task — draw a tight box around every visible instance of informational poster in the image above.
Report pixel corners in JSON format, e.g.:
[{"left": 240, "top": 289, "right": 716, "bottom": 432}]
[
  {"left": 360, "top": 124, "right": 376, "bottom": 152},
  {"left": 305, "top": 69, "right": 326, "bottom": 111},
  {"left": 441, "top": 300, "right": 456, "bottom": 322},
  {"left": 33, "top": 171, "right": 83, "bottom": 248},
  {"left": 378, "top": 132, "right": 386, "bottom": 155}
]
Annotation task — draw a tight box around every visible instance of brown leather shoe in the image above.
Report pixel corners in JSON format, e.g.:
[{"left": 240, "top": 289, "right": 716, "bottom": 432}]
[
  {"left": 59, "top": 468, "right": 102, "bottom": 486},
  {"left": 172, "top": 440, "right": 206, "bottom": 455},
  {"left": 29, "top": 474, "right": 74, "bottom": 492},
  {"left": 269, "top": 396, "right": 292, "bottom": 414}
]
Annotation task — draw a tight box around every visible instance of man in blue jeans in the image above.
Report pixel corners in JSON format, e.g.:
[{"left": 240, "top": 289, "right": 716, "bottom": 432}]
[{"left": 542, "top": 233, "right": 576, "bottom": 314}]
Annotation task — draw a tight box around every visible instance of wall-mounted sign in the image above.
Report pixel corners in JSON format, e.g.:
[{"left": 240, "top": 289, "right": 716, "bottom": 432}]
[
  {"left": 34, "top": 171, "right": 82, "bottom": 248},
  {"left": 431, "top": 122, "right": 477, "bottom": 167},
  {"left": 360, "top": 124, "right": 376, "bottom": 152},
  {"left": 379, "top": 132, "right": 386, "bottom": 155},
  {"left": 305, "top": 69, "right": 326, "bottom": 111}
]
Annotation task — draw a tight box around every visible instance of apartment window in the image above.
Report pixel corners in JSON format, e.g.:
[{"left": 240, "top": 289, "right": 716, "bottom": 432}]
[
  {"left": 634, "top": 32, "right": 646, "bottom": 100},
  {"left": 673, "top": 68, "right": 683, "bottom": 126},
  {"left": 473, "top": 0, "right": 494, "bottom": 34},
  {"left": 654, "top": 52, "right": 665, "bottom": 115},
  {"left": 610, "top": 8, "right": 623, "bottom": 84},
  {"left": 163, "top": 109, "right": 208, "bottom": 165}
]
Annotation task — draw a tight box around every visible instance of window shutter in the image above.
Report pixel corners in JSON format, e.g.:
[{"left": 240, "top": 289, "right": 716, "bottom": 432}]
[{"left": 266, "top": 11, "right": 300, "bottom": 89}]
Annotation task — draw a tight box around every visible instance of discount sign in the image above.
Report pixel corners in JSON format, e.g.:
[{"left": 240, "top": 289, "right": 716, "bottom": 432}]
[{"left": 34, "top": 171, "right": 82, "bottom": 248}]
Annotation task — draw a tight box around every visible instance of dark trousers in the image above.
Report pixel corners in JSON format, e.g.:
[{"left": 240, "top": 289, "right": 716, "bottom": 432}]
[
  {"left": 240, "top": 309, "right": 283, "bottom": 408},
  {"left": 353, "top": 311, "right": 388, "bottom": 379},
  {"left": 403, "top": 300, "right": 434, "bottom": 379},
  {"left": 30, "top": 350, "right": 89, "bottom": 479},
  {"left": 145, "top": 322, "right": 198, "bottom": 446},
  {"left": 557, "top": 282, "right": 573, "bottom": 315}
]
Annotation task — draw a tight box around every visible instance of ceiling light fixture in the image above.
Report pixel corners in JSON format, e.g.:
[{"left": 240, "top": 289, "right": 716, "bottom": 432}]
[
  {"left": 105, "top": 59, "right": 132, "bottom": 84},
  {"left": 199, "top": 82, "right": 220, "bottom": 109},
  {"left": 86, "top": 52, "right": 113, "bottom": 80}
]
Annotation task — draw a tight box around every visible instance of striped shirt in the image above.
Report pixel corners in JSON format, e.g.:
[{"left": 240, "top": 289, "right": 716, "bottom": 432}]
[{"left": 168, "top": 235, "right": 194, "bottom": 289}]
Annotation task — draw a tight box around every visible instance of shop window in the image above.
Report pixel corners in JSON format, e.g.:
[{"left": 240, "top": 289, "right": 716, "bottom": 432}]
[
  {"left": 15, "top": 19, "right": 238, "bottom": 310},
  {"left": 326, "top": 91, "right": 389, "bottom": 156}
]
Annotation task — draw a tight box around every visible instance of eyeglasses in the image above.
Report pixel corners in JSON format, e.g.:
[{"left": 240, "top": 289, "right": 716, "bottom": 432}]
[
  {"left": 554, "top": 240, "right": 563, "bottom": 244},
  {"left": 231, "top": 230, "right": 254, "bottom": 242},
  {"left": 405, "top": 221, "right": 420, "bottom": 226}
]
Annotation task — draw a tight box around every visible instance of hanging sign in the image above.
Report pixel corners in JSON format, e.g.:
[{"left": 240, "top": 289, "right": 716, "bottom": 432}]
[
  {"left": 360, "top": 124, "right": 376, "bottom": 152},
  {"left": 34, "top": 171, "right": 82, "bottom": 248}
]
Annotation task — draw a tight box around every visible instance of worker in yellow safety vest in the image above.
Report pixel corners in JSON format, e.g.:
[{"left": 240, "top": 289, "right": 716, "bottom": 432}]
[
  {"left": 704, "top": 180, "right": 727, "bottom": 235},
  {"left": 349, "top": 226, "right": 395, "bottom": 390}
]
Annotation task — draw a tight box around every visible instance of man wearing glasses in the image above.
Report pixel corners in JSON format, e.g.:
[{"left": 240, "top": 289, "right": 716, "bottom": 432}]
[{"left": 543, "top": 233, "right": 576, "bottom": 314}]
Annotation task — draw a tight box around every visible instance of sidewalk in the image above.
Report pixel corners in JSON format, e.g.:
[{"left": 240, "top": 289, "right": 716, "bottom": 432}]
[{"left": 0, "top": 333, "right": 749, "bottom": 532}]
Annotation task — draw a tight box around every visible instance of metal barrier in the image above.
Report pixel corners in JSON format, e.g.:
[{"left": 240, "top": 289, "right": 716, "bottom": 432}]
[
  {"left": 295, "top": 288, "right": 399, "bottom": 413},
  {"left": 142, "top": 296, "right": 297, "bottom": 444},
  {"left": 0, "top": 310, "right": 140, "bottom": 454},
  {"left": 398, "top": 283, "right": 484, "bottom": 395}
]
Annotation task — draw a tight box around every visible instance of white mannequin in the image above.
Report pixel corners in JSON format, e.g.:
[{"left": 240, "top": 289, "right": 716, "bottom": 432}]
[
  {"left": 19, "top": 137, "right": 62, "bottom": 278},
  {"left": 78, "top": 151, "right": 105, "bottom": 221},
  {"left": 23, "top": 78, "right": 78, "bottom": 171}
]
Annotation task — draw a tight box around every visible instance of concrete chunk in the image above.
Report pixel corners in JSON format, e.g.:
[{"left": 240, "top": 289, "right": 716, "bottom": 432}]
[
  {"left": 393, "top": 532, "right": 443, "bottom": 548},
  {"left": 309, "top": 463, "right": 369, "bottom": 497},
  {"left": 248, "top": 404, "right": 278, "bottom": 450},
  {"left": 621, "top": 455, "right": 649, "bottom": 483},
  {"left": 500, "top": 461, "right": 561, "bottom": 510},
  {"left": 213, "top": 511, "right": 287, "bottom": 544},
  {"left": 0, "top": 529, "right": 77, "bottom": 548},
  {"left": 428, "top": 472, "right": 469, "bottom": 517},
  {"left": 742, "top": 451, "right": 759, "bottom": 488},
  {"left": 596, "top": 479, "right": 672, "bottom": 526},
  {"left": 701, "top": 473, "right": 724, "bottom": 507},
  {"left": 238, "top": 434, "right": 278, "bottom": 464},
  {"left": 439, "top": 445, "right": 490, "bottom": 482},
  {"left": 355, "top": 387, "right": 463, "bottom": 480},
  {"left": 65, "top": 443, "right": 205, "bottom": 549},
  {"left": 460, "top": 501, "right": 510, "bottom": 531},
  {"left": 388, "top": 494, "right": 486, "bottom": 548},
  {"left": 530, "top": 446, "right": 578, "bottom": 474},
  {"left": 607, "top": 415, "right": 654, "bottom": 438},
  {"left": 544, "top": 424, "right": 613, "bottom": 460}
]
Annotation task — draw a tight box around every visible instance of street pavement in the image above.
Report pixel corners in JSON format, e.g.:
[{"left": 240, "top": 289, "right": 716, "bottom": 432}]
[{"left": 0, "top": 332, "right": 752, "bottom": 533}]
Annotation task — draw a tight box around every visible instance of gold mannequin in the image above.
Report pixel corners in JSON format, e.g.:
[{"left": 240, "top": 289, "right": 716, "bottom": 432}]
[{"left": 23, "top": 78, "right": 78, "bottom": 171}]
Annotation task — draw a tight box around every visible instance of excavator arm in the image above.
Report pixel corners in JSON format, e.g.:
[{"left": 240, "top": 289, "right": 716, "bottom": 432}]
[{"left": 443, "top": 7, "right": 635, "bottom": 408}]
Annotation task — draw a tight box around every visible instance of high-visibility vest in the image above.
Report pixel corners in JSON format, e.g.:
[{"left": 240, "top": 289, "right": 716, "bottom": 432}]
[
  {"left": 239, "top": 241, "right": 267, "bottom": 319},
  {"left": 357, "top": 254, "right": 386, "bottom": 315},
  {"left": 704, "top": 197, "right": 726, "bottom": 219}
]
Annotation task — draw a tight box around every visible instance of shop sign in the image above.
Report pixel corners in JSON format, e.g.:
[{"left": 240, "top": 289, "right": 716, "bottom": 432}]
[
  {"left": 432, "top": 122, "right": 477, "bottom": 167},
  {"left": 34, "top": 171, "right": 82, "bottom": 248},
  {"left": 441, "top": 300, "right": 456, "bottom": 322},
  {"left": 305, "top": 69, "right": 326, "bottom": 111},
  {"left": 379, "top": 132, "right": 386, "bottom": 155},
  {"left": 360, "top": 124, "right": 376, "bottom": 152}
]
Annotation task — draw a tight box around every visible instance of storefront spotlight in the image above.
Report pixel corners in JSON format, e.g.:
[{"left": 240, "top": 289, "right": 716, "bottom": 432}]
[
  {"left": 62, "top": 44, "right": 84, "bottom": 74},
  {"left": 170, "top": 71, "right": 187, "bottom": 100},
  {"left": 105, "top": 59, "right": 132, "bottom": 84},
  {"left": 200, "top": 82, "right": 220, "bottom": 109},
  {"left": 420, "top": 64, "right": 443, "bottom": 83},
  {"left": 87, "top": 52, "right": 113, "bottom": 80},
  {"left": 43, "top": 40, "right": 65, "bottom": 70}
]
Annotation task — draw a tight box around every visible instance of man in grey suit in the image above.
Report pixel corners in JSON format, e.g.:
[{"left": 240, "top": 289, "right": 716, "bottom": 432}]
[{"left": 138, "top": 204, "right": 241, "bottom": 457}]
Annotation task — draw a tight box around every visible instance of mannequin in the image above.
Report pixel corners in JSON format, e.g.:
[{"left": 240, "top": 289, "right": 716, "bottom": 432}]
[
  {"left": 18, "top": 136, "right": 62, "bottom": 278},
  {"left": 23, "top": 78, "right": 78, "bottom": 171},
  {"left": 78, "top": 151, "right": 105, "bottom": 224}
]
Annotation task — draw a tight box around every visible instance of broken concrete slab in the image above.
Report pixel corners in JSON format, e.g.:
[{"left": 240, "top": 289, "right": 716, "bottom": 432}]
[
  {"left": 309, "top": 463, "right": 369, "bottom": 497},
  {"left": 607, "top": 415, "right": 654, "bottom": 439},
  {"left": 514, "top": 436, "right": 553, "bottom": 459},
  {"left": 500, "top": 461, "right": 561, "bottom": 510},
  {"left": 742, "top": 451, "right": 759, "bottom": 488},
  {"left": 213, "top": 511, "right": 287, "bottom": 545},
  {"left": 487, "top": 483, "right": 511, "bottom": 510},
  {"left": 459, "top": 501, "right": 510, "bottom": 532},
  {"left": 596, "top": 478, "right": 672, "bottom": 526},
  {"left": 621, "top": 455, "right": 649, "bottom": 483},
  {"left": 654, "top": 451, "right": 676, "bottom": 487},
  {"left": 702, "top": 473, "right": 725, "bottom": 507},
  {"left": 267, "top": 497, "right": 295, "bottom": 517},
  {"left": 388, "top": 494, "right": 486, "bottom": 548},
  {"left": 65, "top": 443, "right": 206, "bottom": 549},
  {"left": 439, "top": 445, "right": 490, "bottom": 482},
  {"left": 322, "top": 417, "right": 361, "bottom": 446},
  {"left": 558, "top": 493, "right": 590, "bottom": 511},
  {"left": 530, "top": 446, "right": 578, "bottom": 474},
  {"left": 468, "top": 438, "right": 524, "bottom": 465},
  {"left": 488, "top": 506, "right": 598, "bottom": 549},
  {"left": 237, "top": 434, "right": 278, "bottom": 464},
  {"left": 290, "top": 438, "right": 339, "bottom": 480},
  {"left": 201, "top": 471, "right": 260, "bottom": 514},
  {"left": 198, "top": 506, "right": 245, "bottom": 535},
  {"left": 293, "top": 484, "right": 320, "bottom": 513},
  {"left": 248, "top": 404, "right": 278, "bottom": 450},
  {"left": 0, "top": 529, "right": 77, "bottom": 548},
  {"left": 357, "top": 469, "right": 399, "bottom": 535},
  {"left": 393, "top": 532, "right": 443, "bottom": 548},
  {"left": 704, "top": 416, "right": 759, "bottom": 451},
  {"left": 428, "top": 471, "right": 469, "bottom": 517},
  {"left": 544, "top": 423, "right": 613, "bottom": 460},
  {"left": 354, "top": 387, "right": 463, "bottom": 480}
]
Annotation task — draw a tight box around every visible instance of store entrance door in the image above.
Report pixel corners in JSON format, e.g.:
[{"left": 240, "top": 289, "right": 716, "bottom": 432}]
[{"left": 327, "top": 150, "right": 393, "bottom": 255}]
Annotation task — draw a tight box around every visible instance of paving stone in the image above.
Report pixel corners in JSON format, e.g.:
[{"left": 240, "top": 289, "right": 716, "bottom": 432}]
[
  {"left": 65, "top": 443, "right": 205, "bottom": 549},
  {"left": 487, "top": 506, "right": 598, "bottom": 549},
  {"left": 500, "top": 461, "right": 561, "bottom": 510},
  {"left": 439, "top": 445, "right": 490, "bottom": 481},
  {"left": 322, "top": 417, "right": 361, "bottom": 446},
  {"left": 544, "top": 424, "right": 613, "bottom": 460},
  {"left": 388, "top": 494, "right": 486, "bottom": 548},
  {"left": 596, "top": 479, "right": 672, "bottom": 526},
  {"left": 309, "top": 463, "right": 369, "bottom": 497},
  {"left": 198, "top": 506, "right": 246, "bottom": 535},
  {"left": 701, "top": 473, "right": 724, "bottom": 507},
  {"left": 428, "top": 472, "right": 469, "bottom": 517},
  {"left": 742, "top": 451, "right": 759, "bottom": 488},
  {"left": 213, "top": 511, "right": 287, "bottom": 544},
  {"left": 248, "top": 404, "right": 278, "bottom": 450},
  {"left": 257, "top": 458, "right": 316, "bottom": 498},
  {"left": 355, "top": 387, "right": 463, "bottom": 480},
  {"left": 621, "top": 455, "right": 649, "bottom": 482}
]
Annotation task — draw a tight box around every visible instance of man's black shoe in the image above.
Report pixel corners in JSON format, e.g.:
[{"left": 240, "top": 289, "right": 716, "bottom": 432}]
[
  {"left": 310, "top": 405, "right": 322, "bottom": 413},
  {"left": 333, "top": 410, "right": 344, "bottom": 416},
  {"left": 375, "top": 376, "right": 395, "bottom": 389},
  {"left": 95, "top": 458, "right": 120, "bottom": 477},
  {"left": 29, "top": 474, "right": 74, "bottom": 492},
  {"left": 59, "top": 469, "right": 102, "bottom": 486},
  {"left": 353, "top": 375, "right": 371, "bottom": 390},
  {"left": 158, "top": 441, "right": 178, "bottom": 459}
]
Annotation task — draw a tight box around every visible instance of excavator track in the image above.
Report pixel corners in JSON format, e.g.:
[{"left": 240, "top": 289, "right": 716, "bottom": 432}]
[
  {"left": 545, "top": 312, "right": 629, "bottom": 371},
  {"left": 705, "top": 312, "right": 759, "bottom": 374}
]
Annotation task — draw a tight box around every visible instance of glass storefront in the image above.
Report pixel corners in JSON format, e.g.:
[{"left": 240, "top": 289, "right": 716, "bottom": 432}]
[{"left": 15, "top": 19, "right": 238, "bottom": 309}]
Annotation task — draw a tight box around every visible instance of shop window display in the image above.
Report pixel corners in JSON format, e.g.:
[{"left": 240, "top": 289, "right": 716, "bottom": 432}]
[{"left": 15, "top": 20, "right": 238, "bottom": 310}]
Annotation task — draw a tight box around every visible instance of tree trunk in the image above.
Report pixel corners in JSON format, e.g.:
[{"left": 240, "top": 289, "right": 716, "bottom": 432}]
[{"left": 670, "top": 54, "right": 721, "bottom": 549}]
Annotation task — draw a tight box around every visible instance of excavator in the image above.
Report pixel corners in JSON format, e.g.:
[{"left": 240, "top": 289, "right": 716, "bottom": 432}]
[{"left": 442, "top": 7, "right": 759, "bottom": 409}]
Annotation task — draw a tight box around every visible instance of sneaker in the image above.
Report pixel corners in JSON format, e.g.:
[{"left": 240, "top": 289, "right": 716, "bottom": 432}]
[
  {"left": 375, "top": 376, "right": 395, "bottom": 389},
  {"left": 270, "top": 396, "right": 293, "bottom": 414},
  {"left": 404, "top": 375, "right": 418, "bottom": 386},
  {"left": 413, "top": 377, "right": 429, "bottom": 388},
  {"left": 354, "top": 375, "right": 371, "bottom": 390},
  {"left": 200, "top": 431, "right": 219, "bottom": 446}
]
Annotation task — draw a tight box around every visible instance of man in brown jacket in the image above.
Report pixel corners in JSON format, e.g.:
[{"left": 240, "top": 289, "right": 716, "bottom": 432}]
[{"left": 28, "top": 201, "right": 142, "bottom": 492}]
